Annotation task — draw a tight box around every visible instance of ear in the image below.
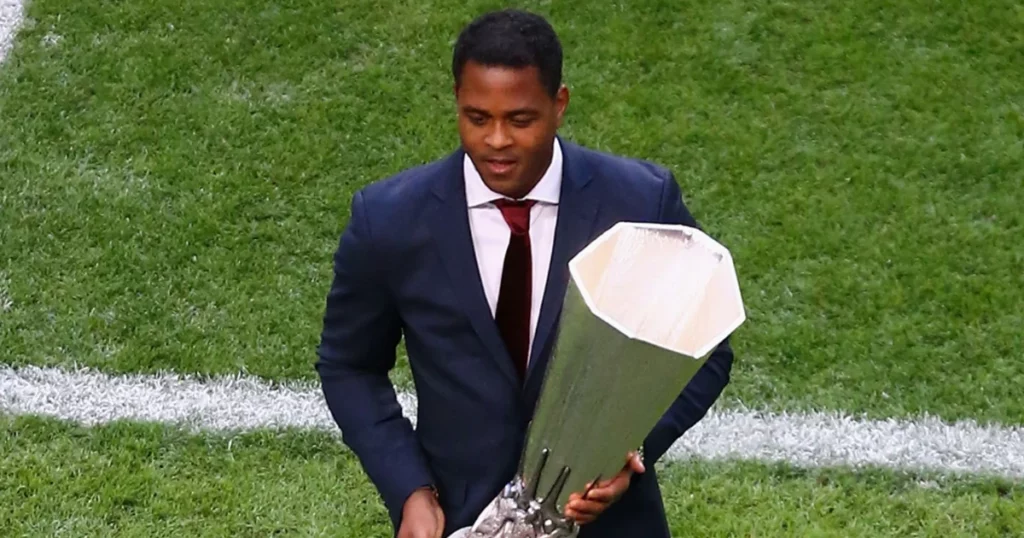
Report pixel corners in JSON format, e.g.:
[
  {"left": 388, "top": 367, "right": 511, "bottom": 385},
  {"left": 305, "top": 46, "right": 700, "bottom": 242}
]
[{"left": 554, "top": 84, "right": 570, "bottom": 127}]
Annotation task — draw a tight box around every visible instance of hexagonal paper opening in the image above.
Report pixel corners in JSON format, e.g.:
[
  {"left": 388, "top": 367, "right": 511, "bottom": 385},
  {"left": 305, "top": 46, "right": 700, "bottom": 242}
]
[{"left": 568, "top": 222, "right": 745, "bottom": 358}]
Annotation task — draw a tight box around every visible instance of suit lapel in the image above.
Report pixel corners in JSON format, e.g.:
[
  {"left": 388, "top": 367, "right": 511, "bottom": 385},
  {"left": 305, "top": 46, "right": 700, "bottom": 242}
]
[
  {"left": 427, "top": 149, "right": 521, "bottom": 386},
  {"left": 526, "top": 140, "right": 599, "bottom": 389}
]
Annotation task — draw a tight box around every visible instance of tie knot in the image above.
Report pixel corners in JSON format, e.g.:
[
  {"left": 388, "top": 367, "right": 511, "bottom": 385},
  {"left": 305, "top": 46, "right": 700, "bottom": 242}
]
[{"left": 494, "top": 199, "right": 535, "bottom": 235}]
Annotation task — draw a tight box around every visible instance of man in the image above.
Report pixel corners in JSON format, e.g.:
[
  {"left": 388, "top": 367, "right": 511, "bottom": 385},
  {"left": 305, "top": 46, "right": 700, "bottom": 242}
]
[{"left": 316, "top": 9, "right": 734, "bottom": 538}]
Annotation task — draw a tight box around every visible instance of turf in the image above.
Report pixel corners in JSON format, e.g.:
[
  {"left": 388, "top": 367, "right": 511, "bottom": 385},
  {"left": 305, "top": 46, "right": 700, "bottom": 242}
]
[
  {"left": 2, "top": 414, "right": 1022, "bottom": 537},
  {"left": 2, "top": 0, "right": 1023, "bottom": 425}
]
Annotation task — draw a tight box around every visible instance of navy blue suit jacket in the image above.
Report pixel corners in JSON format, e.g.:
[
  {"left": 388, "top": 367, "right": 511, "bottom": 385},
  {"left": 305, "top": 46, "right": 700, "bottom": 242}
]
[{"left": 316, "top": 139, "right": 734, "bottom": 537}]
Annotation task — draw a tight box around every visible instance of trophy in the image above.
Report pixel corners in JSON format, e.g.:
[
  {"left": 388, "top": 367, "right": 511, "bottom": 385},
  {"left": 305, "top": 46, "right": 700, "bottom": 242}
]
[{"left": 451, "top": 222, "right": 746, "bottom": 538}]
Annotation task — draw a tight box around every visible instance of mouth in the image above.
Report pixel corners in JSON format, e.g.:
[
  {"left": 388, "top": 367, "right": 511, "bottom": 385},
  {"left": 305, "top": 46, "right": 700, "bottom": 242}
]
[{"left": 484, "top": 158, "right": 518, "bottom": 176}]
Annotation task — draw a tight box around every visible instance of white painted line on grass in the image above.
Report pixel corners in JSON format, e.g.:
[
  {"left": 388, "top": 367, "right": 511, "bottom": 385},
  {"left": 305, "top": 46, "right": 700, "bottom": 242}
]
[
  {"left": 2, "top": 365, "right": 1023, "bottom": 479},
  {"left": 668, "top": 408, "right": 1024, "bottom": 479},
  {"left": 0, "top": 0, "right": 25, "bottom": 64}
]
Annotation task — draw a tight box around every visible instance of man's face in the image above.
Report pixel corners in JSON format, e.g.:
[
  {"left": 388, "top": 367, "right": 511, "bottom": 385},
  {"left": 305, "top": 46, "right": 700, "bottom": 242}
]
[{"left": 455, "top": 61, "right": 569, "bottom": 199}]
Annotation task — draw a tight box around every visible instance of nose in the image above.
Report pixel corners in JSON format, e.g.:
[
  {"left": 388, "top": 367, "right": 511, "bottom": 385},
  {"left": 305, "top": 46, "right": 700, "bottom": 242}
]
[{"left": 484, "top": 122, "right": 513, "bottom": 150}]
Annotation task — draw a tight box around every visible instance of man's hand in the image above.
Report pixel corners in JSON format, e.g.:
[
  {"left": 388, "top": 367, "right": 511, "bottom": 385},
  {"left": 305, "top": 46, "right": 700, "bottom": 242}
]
[
  {"left": 398, "top": 487, "right": 445, "bottom": 538},
  {"left": 564, "top": 451, "right": 645, "bottom": 525}
]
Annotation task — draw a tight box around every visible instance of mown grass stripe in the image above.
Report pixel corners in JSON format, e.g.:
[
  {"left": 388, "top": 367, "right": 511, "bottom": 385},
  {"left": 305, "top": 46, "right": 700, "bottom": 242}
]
[{"left": 3, "top": 365, "right": 1023, "bottom": 480}]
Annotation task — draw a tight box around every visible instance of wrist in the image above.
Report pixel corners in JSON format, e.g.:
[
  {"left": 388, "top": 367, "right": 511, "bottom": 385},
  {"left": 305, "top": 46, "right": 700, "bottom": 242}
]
[{"left": 405, "top": 485, "right": 439, "bottom": 509}]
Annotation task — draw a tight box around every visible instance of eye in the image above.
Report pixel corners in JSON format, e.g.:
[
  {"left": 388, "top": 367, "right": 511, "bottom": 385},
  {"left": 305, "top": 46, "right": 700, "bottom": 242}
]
[
  {"left": 510, "top": 116, "right": 535, "bottom": 128},
  {"left": 466, "top": 114, "right": 487, "bottom": 126}
]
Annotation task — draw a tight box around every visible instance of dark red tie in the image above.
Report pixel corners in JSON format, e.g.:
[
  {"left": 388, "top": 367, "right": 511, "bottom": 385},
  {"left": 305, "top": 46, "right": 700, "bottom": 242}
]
[{"left": 494, "top": 199, "right": 536, "bottom": 382}]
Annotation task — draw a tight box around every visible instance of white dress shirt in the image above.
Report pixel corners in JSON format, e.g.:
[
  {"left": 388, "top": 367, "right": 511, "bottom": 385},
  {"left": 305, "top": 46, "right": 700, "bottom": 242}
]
[{"left": 464, "top": 139, "right": 562, "bottom": 364}]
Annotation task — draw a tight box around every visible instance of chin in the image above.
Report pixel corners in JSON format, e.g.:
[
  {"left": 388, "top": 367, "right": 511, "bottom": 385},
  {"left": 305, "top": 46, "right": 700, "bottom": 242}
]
[
  {"left": 483, "top": 177, "right": 519, "bottom": 195},
  {"left": 498, "top": 185, "right": 530, "bottom": 199}
]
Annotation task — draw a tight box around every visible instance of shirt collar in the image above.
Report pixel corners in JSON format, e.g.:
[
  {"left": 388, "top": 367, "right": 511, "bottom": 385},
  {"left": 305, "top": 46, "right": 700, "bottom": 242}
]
[{"left": 464, "top": 138, "right": 563, "bottom": 208}]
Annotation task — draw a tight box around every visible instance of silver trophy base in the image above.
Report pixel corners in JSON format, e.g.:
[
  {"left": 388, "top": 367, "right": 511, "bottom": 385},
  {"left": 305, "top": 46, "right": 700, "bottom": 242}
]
[{"left": 449, "top": 474, "right": 578, "bottom": 538}]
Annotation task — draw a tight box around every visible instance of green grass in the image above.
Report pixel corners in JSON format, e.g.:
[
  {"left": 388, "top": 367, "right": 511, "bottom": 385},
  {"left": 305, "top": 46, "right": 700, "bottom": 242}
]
[
  {"left": 2, "top": 0, "right": 1023, "bottom": 424},
  {"left": 3, "top": 415, "right": 1022, "bottom": 537},
  {"left": 1, "top": 415, "right": 393, "bottom": 537}
]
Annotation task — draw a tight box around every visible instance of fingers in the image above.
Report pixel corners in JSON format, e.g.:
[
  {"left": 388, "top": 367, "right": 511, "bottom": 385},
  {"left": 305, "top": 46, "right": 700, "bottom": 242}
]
[
  {"left": 628, "top": 451, "right": 646, "bottom": 474},
  {"left": 565, "top": 506, "right": 599, "bottom": 525},
  {"left": 569, "top": 497, "right": 609, "bottom": 513},
  {"left": 564, "top": 477, "right": 629, "bottom": 524},
  {"left": 565, "top": 495, "right": 607, "bottom": 525},
  {"left": 576, "top": 479, "right": 625, "bottom": 503},
  {"left": 563, "top": 452, "right": 645, "bottom": 526}
]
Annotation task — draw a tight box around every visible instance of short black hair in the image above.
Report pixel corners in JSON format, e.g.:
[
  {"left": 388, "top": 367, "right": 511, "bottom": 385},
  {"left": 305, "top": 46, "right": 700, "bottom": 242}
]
[{"left": 452, "top": 9, "right": 563, "bottom": 98}]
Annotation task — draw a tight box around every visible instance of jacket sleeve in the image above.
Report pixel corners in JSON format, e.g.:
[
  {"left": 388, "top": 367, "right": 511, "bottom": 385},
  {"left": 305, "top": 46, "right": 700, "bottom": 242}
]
[
  {"left": 642, "top": 173, "right": 736, "bottom": 465},
  {"left": 315, "top": 190, "right": 434, "bottom": 526}
]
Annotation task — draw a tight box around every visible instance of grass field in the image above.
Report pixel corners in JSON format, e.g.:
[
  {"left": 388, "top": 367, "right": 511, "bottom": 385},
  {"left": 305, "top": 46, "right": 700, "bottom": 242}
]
[
  {"left": 4, "top": 415, "right": 1023, "bottom": 537},
  {"left": 2, "top": 0, "right": 1023, "bottom": 535}
]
